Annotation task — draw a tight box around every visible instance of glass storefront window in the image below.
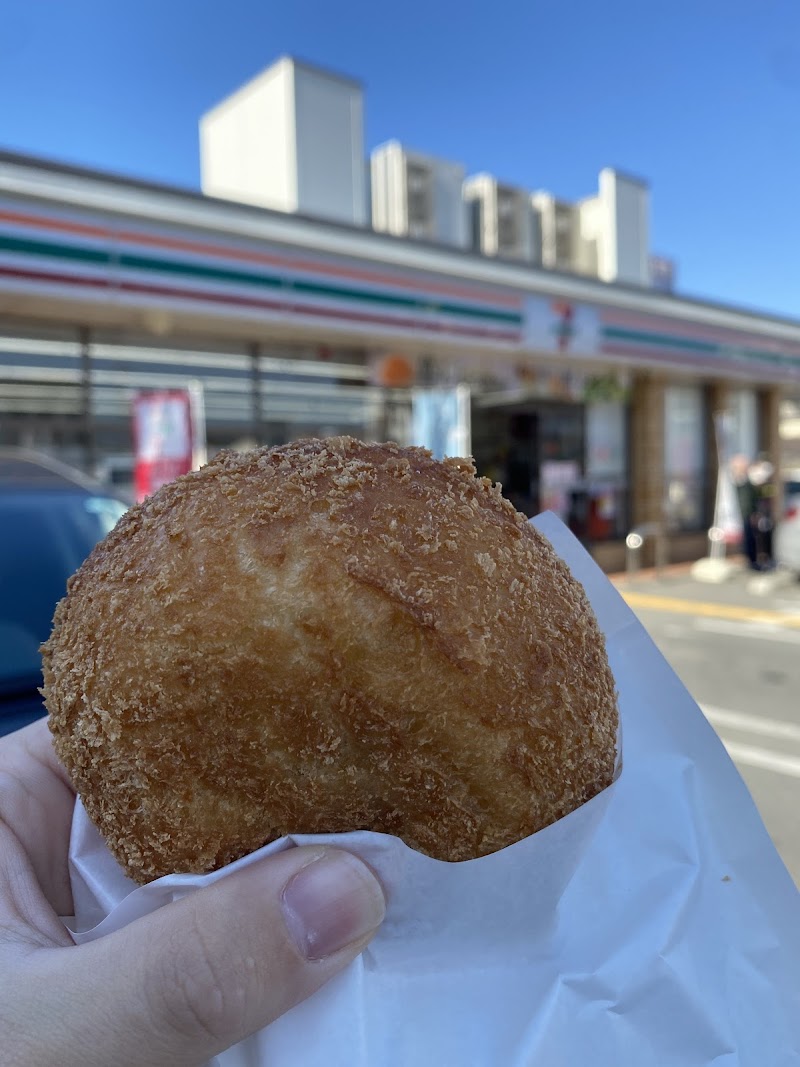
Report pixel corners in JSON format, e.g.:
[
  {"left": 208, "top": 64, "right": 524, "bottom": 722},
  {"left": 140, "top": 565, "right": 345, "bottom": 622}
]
[
  {"left": 587, "top": 402, "right": 625, "bottom": 478},
  {"left": 728, "top": 388, "right": 758, "bottom": 461},
  {"left": 664, "top": 385, "right": 706, "bottom": 530},
  {"left": 0, "top": 328, "right": 382, "bottom": 471},
  {"left": 581, "top": 401, "right": 629, "bottom": 540}
]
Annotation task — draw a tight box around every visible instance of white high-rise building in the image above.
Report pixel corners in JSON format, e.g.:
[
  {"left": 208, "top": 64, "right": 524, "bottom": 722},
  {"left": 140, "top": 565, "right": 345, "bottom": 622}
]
[
  {"left": 596, "top": 168, "right": 649, "bottom": 286},
  {"left": 370, "top": 141, "right": 467, "bottom": 248},
  {"left": 531, "top": 192, "right": 578, "bottom": 272},
  {"left": 200, "top": 57, "right": 367, "bottom": 226},
  {"left": 463, "top": 174, "right": 535, "bottom": 261},
  {"left": 535, "top": 169, "right": 650, "bottom": 285}
]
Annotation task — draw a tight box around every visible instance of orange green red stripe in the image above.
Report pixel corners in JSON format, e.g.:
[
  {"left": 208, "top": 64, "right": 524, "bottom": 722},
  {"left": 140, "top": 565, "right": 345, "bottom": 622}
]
[
  {"left": 0, "top": 207, "right": 522, "bottom": 309},
  {"left": 0, "top": 264, "right": 521, "bottom": 342}
]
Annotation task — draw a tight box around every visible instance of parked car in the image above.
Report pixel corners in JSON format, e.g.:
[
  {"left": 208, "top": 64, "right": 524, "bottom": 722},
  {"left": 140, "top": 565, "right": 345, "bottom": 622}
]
[
  {"left": 774, "top": 475, "right": 800, "bottom": 575},
  {"left": 94, "top": 453, "right": 136, "bottom": 504},
  {"left": 0, "top": 450, "right": 128, "bottom": 736}
]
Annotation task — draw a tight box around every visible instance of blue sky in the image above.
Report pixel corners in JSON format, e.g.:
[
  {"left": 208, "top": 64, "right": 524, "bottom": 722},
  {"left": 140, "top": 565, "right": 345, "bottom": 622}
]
[{"left": 2, "top": 0, "right": 798, "bottom": 317}]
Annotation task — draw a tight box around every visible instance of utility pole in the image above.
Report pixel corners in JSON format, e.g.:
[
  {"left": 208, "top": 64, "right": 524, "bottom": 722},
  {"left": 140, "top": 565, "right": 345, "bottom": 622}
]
[
  {"left": 79, "top": 326, "right": 96, "bottom": 473},
  {"left": 249, "top": 342, "right": 264, "bottom": 445}
]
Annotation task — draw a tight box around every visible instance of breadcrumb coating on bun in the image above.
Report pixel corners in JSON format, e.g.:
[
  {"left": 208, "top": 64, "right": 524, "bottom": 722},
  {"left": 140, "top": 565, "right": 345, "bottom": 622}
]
[{"left": 43, "top": 437, "right": 618, "bottom": 884}]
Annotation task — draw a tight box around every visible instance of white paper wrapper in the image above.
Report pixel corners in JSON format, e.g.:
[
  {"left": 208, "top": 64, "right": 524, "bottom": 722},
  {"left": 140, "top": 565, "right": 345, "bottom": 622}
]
[{"left": 64, "top": 514, "right": 800, "bottom": 1065}]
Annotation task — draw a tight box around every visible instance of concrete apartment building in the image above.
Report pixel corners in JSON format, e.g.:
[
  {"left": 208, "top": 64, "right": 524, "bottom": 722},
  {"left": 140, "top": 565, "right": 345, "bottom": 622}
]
[{"left": 1, "top": 56, "right": 797, "bottom": 570}]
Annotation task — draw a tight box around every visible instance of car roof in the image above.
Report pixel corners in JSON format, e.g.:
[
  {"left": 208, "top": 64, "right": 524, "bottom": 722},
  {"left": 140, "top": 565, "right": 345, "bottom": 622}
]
[{"left": 0, "top": 449, "right": 102, "bottom": 492}]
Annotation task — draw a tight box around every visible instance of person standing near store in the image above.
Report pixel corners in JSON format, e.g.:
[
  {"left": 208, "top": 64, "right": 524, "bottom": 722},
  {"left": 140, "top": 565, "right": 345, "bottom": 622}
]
[
  {"left": 749, "top": 455, "right": 776, "bottom": 570},
  {"left": 730, "top": 454, "right": 758, "bottom": 570}
]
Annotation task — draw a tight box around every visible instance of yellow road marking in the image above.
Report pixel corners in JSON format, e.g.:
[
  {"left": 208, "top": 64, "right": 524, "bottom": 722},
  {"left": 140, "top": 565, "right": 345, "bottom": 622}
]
[{"left": 619, "top": 591, "right": 800, "bottom": 629}]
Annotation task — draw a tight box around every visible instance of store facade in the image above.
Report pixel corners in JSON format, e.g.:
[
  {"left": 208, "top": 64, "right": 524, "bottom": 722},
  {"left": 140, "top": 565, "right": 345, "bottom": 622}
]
[{"left": 1, "top": 150, "right": 798, "bottom": 570}]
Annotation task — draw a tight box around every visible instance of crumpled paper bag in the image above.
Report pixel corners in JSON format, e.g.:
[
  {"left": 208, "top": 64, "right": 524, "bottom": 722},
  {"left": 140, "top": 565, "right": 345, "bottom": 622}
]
[{"left": 64, "top": 513, "right": 800, "bottom": 1066}]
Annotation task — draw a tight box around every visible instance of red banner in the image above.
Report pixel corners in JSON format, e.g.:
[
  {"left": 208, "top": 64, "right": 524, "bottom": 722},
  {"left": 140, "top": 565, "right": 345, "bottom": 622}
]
[{"left": 132, "top": 389, "right": 195, "bottom": 502}]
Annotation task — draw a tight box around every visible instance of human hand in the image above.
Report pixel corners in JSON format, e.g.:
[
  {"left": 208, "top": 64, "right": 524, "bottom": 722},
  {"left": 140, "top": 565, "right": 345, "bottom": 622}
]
[{"left": 0, "top": 719, "right": 386, "bottom": 1066}]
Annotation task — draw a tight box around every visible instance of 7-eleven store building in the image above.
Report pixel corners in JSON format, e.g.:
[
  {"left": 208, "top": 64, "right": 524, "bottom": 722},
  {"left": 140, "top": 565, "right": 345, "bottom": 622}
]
[{"left": 1, "top": 150, "right": 798, "bottom": 570}]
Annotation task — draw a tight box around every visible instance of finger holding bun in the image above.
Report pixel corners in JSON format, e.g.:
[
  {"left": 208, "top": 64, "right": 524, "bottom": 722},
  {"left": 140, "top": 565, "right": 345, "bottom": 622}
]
[{"left": 42, "top": 437, "right": 618, "bottom": 885}]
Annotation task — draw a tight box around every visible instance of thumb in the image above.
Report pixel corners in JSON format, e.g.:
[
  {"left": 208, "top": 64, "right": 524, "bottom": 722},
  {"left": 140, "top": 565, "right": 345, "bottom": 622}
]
[{"left": 44, "top": 846, "right": 386, "bottom": 1066}]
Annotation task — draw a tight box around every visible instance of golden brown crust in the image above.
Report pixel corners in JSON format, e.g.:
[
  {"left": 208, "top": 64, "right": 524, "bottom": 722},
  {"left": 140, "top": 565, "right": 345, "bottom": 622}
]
[{"left": 42, "top": 437, "right": 618, "bottom": 883}]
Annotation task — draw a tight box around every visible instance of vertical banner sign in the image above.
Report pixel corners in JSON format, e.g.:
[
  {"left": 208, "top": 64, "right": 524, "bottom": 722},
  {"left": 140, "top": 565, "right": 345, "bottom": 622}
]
[
  {"left": 410, "top": 386, "right": 471, "bottom": 460},
  {"left": 133, "top": 387, "right": 203, "bottom": 502},
  {"left": 711, "top": 410, "right": 743, "bottom": 552}
]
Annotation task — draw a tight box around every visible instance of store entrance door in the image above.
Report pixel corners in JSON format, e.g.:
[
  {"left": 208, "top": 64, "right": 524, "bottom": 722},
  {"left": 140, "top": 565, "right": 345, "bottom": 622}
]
[
  {"left": 472, "top": 402, "right": 585, "bottom": 521},
  {"left": 504, "top": 411, "right": 540, "bottom": 517}
]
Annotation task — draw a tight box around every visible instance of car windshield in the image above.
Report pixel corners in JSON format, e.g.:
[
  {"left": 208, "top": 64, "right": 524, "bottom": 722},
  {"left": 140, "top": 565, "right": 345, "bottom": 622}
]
[{"left": 0, "top": 489, "right": 127, "bottom": 685}]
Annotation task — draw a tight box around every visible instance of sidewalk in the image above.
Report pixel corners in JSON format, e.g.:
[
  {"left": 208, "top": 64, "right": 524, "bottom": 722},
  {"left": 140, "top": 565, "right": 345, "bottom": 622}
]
[{"left": 608, "top": 556, "right": 800, "bottom": 620}]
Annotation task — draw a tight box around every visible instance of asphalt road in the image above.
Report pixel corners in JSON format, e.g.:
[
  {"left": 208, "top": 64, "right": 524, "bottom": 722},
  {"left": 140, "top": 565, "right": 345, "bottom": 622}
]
[{"left": 615, "top": 566, "right": 800, "bottom": 886}]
